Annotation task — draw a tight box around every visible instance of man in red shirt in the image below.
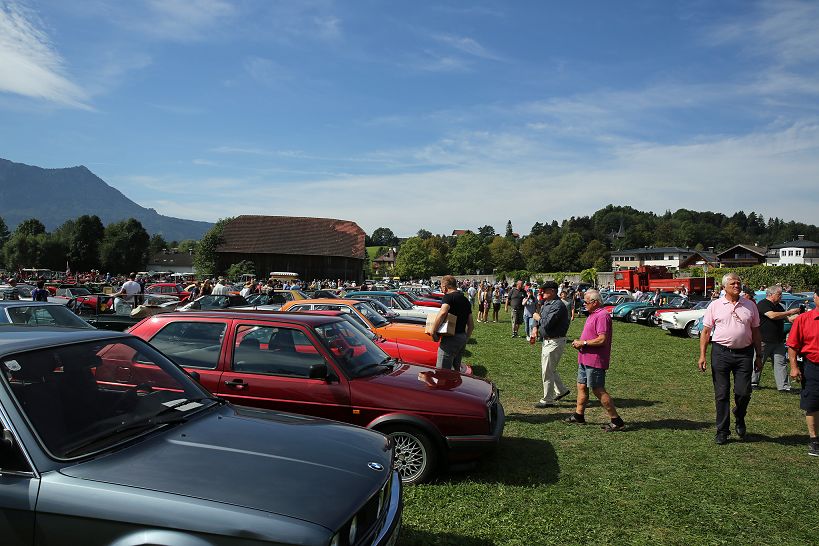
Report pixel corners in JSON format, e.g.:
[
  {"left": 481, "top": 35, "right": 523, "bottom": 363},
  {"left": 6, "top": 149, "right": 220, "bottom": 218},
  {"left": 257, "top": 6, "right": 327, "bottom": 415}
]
[{"left": 786, "top": 287, "right": 819, "bottom": 457}]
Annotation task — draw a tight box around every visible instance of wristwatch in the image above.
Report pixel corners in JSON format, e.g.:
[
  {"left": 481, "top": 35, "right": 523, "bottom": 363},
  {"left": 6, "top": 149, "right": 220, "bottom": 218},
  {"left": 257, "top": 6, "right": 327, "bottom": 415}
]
[{"left": 583, "top": 340, "right": 587, "bottom": 347}]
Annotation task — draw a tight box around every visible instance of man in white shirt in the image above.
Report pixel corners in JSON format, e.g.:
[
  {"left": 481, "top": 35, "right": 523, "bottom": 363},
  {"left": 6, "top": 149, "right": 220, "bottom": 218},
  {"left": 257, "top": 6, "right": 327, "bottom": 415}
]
[
  {"left": 113, "top": 273, "right": 142, "bottom": 314},
  {"left": 211, "top": 277, "right": 230, "bottom": 295}
]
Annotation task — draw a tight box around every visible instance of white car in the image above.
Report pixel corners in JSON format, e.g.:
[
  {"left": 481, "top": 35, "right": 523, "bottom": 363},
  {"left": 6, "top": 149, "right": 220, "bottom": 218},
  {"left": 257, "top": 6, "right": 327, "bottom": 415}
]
[
  {"left": 348, "top": 292, "right": 438, "bottom": 319},
  {"left": 660, "top": 300, "right": 711, "bottom": 338}
]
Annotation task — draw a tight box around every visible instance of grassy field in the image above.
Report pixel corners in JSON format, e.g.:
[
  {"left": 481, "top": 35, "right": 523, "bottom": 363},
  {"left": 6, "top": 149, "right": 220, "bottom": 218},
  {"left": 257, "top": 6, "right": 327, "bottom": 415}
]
[{"left": 398, "top": 308, "right": 816, "bottom": 545}]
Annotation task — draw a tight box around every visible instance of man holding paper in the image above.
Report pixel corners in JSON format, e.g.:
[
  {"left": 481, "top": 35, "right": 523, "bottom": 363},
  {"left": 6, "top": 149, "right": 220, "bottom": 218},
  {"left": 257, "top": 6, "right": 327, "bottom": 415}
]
[{"left": 431, "top": 275, "right": 474, "bottom": 371}]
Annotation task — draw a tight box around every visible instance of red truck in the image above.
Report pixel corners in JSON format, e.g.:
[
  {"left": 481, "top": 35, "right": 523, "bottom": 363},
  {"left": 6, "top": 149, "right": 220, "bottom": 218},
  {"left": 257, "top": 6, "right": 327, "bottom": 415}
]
[{"left": 614, "top": 266, "right": 714, "bottom": 294}]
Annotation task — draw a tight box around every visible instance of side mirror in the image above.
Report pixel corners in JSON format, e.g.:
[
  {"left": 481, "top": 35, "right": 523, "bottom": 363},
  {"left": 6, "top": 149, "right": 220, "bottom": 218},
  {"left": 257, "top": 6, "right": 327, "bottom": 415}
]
[
  {"left": 308, "top": 363, "right": 328, "bottom": 380},
  {"left": 187, "top": 370, "right": 201, "bottom": 382}
]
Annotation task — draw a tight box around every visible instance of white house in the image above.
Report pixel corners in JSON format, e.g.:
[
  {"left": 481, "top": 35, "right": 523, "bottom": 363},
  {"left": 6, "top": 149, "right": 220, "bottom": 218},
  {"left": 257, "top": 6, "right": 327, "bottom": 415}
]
[
  {"left": 611, "top": 247, "right": 695, "bottom": 270},
  {"left": 765, "top": 236, "right": 819, "bottom": 265}
]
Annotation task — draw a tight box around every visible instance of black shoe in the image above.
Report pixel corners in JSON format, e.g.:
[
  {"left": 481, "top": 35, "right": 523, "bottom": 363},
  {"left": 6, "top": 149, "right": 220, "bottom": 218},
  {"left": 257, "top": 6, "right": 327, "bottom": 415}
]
[
  {"left": 809, "top": 443, "right": 819, "bottom": 457},
  {"left": 535, "top": 400, "right": 556, "bottom": 408},
  {"left": 564, "top": 413, "right": 586, "bottom": 425},
  {"left": 751, "top": 383, "right": 760, "bottom": 390},
  {"left": 715, "top": 433, "right": 729, "bottom": 445},
  {"left": 732, "top": 408, "right": 746, "bottom": 439},
  {"left": 555, "top": 390, "right": 571, "bottom": 401}
]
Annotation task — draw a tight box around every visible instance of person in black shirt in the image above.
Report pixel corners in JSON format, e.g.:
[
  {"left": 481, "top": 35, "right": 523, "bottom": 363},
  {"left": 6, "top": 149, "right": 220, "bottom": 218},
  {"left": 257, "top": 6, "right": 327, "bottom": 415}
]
[
  {"left": 31, "top": 280, "right": 50, "bottom": 302},
  {"left": 752, "top": 285, "right": 801, "bottom": 391},
  {"left": 431, "top": 275, "right": 473, "bottom": 372},
  {"left": 532, "top": 281, "right": 571, "bottom": 407},
  {"left": 506, "top": 280, "right": 526, "bottom": 337}
]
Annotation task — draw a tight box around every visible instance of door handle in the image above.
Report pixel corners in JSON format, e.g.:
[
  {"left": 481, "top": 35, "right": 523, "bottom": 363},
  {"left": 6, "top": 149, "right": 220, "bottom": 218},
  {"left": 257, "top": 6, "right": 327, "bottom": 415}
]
[{"left": 224, "top": 378, "right": 247, "bottom": 389}]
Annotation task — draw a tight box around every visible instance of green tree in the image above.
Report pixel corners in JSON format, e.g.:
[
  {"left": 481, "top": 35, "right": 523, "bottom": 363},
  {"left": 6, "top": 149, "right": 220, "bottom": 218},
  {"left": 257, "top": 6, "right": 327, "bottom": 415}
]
[
  {"left": 423, "top": 236, "right": 449, "bottom": 276},
  {"left": 193, "top": 217, "right": 233, "bottom": 278},
  {"left": 99, "top": 218, "right": 150, "bottom": 273},
  {"left": 370, "top": 227, "right": 397, "bottom": 247},
  {"left": 550, "top": 232, "right": 584, "bottom": 271},
  {"left": 3, "top": 232, "right": 42, "bottom": 269},
  {"left": 177, "top": 239, "right": 199, "bottom": 254},
  {"left": 226, "top": 260, "right": 255, "bottom": 281},
  {"left": 520, "top": 234, "right": 550, "bottom": 273},
  {"left": 69, "top": 215, "right": 105, "bottom": 272},
  {"left": 416, "top": 229, "right": 432, "bottom": 240},
  {"left": 578, "top": 239, "right": 608, "bottom": 269},
  {"left": 394, "top": 237, "right": 433, "bottom": 279},
  {"left": 38, "top": 234, "right": 69, "bottom": 271},
  {"left": 149, "top": 234, "right": 168, "bottom": 256},
  {"left": 477, "top": 225, "right": 496, "bottom": 242},
  {"left": 580, "top": 267, "right": 598, "bottom": 285},
  {"left": 505, "top": 220, "right": 515, "bottom": 240},
  {"left": 488, "top": 236, "right": 523, "bottom": 272},
  {"left": 16, "top": 218, "right": 47, "bottom": 237},
  {"left": 448, "top": 232, "right": 491, "bottom": 275}
]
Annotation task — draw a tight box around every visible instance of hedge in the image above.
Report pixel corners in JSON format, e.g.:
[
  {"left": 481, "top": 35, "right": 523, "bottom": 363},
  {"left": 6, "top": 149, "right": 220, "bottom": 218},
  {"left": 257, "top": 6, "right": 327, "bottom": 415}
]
[{"left": 680, "top": 264, "right": 819, "bottom": 291}]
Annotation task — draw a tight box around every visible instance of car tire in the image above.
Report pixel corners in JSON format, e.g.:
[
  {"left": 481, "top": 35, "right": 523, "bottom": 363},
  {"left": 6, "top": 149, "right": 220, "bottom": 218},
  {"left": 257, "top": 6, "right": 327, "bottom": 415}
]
[
  {"left": 624, "top": 311, "right": 632, "bottom": 322},
  {"left": 381, "top": 426, "right": 437, "bottom": 485},
  {"left": 686, "top": 322, "right": 698, "bottom": 338}
]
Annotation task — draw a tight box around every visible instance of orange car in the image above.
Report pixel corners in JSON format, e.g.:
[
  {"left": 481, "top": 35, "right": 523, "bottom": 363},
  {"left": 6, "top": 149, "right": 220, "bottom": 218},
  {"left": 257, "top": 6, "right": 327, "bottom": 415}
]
[{"left": 281, "top": 298, "right": 432, "bottom": 342}]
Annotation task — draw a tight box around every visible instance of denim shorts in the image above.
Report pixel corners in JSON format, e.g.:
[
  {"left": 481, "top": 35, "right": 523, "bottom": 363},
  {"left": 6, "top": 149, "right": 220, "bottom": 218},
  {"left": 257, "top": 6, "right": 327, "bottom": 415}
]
[{"left": 577, "top": 364, "right": 607, "bottom": 388}]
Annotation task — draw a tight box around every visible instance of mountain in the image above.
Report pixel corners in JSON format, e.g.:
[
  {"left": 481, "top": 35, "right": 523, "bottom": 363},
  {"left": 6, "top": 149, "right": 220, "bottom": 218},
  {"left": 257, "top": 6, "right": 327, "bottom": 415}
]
[{"left": 0, "top": 158, "right": 212, "bottom": 241}]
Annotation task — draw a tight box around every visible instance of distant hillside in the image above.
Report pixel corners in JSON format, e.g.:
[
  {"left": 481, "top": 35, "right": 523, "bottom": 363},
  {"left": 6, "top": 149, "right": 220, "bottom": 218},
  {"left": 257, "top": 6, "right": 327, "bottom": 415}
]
[{"left": 0, "top": 158, "right": 212, "bottom": 240}]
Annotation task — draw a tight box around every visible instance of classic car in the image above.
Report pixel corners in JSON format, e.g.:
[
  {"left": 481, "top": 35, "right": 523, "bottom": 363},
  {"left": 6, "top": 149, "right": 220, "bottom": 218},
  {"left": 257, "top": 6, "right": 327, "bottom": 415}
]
[
  {"left": 395, "top": 291, "right": 442, "bottom": 308},
  {"left": 128, "top": 311, "right": 503, "bottom": 484},
  {"left": 356, "top": 298, "right": 427, "bottom": 326},
  {"left": 600, "top": 294, "right": 636, "bottom": 315},
  {"left": 610, "top": 293, "right": 675, "bottom": 320},
  {"left": 51, "top": 286, "right": 117, "bottom": 313},
  {"left": 282, "top": 299, "right": 432, "bottom": 342},
  {"left": 0, "top": 327, "right": 402, "bottom": 546},
  {"left": 628, "top": 296, "right": 696, "bottom": 325},
  {"left": 659, "top": 300, "right": 711, "bottom": 337},
  {"left": 145, "top": 282, "right": 191, "bottom": 303},
  {"left": 345, "top": 291, "right": 438, "bottom": 320},
  {"left": 0, "top": 301, "right": 94, "bottom": 329}
]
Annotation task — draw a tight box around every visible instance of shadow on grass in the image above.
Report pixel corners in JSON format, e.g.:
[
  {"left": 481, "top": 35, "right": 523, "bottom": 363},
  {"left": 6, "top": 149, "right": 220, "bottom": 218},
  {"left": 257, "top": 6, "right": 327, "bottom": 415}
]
[
  {"left": 584, "top": 398, "right": 661, "bottom": 409},
  {"left": 442, "top": 436, "right": 559, "bottom": 487},
  {"left": 466, "top": 338, "right": 478, "bottom": 345},
  {"left": 742, "top": 433, "right": 805, "bottom": 446},
  {"left": 398, "top": 528, "right": 495, "bottom": 546},
  {"left": 470, "top": 364, "right": 488, "bottom": 377},
  {"left": 625, "top": 419, "right": 713, "bottom": 431},
  {"left": 505, "top": 411, "right": 571, "bottom": 425}
]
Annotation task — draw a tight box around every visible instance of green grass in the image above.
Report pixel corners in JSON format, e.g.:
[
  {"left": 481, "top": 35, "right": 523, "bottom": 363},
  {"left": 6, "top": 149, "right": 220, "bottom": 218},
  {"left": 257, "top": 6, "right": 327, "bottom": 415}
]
[{"left": 399, "top": 309, "right": 816, "bottom": 545}]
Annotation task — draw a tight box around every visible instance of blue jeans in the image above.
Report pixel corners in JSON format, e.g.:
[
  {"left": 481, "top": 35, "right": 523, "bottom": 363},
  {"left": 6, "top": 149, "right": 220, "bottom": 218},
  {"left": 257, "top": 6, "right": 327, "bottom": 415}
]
[{"left": 577, "top": 364, "right": 607, "bottom": 388}]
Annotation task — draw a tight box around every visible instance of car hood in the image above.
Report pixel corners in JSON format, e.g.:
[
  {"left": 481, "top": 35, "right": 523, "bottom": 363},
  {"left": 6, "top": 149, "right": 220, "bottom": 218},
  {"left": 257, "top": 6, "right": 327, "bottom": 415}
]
[
  {"left": 59, "top": 404, "right": 391, "bottom": 530},
  {"left": 353, "top": 363, "right": 492, "bottom": 415}
]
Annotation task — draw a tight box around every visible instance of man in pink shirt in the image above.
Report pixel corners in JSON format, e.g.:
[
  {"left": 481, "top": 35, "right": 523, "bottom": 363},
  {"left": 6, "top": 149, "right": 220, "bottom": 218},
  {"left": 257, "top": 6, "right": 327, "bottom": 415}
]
[
  {"left": 566, "top": 289, "right": 624, "bottom": 431},
  {"left": 698, "top": 273, "right": 762, "bottom": 445}
]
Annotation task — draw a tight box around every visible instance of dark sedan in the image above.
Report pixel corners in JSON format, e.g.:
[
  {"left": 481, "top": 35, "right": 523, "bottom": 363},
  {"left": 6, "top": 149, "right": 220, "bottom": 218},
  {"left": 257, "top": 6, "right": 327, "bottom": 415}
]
[{"left": 0, "top": 327, "right": 401, "bottom": 545}]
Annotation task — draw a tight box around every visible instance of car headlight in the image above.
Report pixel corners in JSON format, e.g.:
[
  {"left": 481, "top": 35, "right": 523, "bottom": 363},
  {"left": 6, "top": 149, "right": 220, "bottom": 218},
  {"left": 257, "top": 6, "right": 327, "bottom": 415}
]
[{"left": 329, "top": 532, "right": 341, "bottom": 546}]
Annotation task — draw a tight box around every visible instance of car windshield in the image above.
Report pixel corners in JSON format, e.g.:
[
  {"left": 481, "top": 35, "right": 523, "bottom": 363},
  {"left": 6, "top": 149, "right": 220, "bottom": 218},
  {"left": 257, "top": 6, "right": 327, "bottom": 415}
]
[
  {"left": 603, "top": 296, "right": 621, "bottom": 305},
  {"left": 668, "top": 297, "right": 685, "bottom": 307},
  {"left": 692, "top": 300, "right": 710, "bottom": 310},
  {"left": 2, "top": 337, "right": 214, "bottom": 459},
  {"left": 314, "top": 319, "right": 392, "bottom": 377},
  {"left": 362, "top": 298, "right": 395, "bottom": 317},
  {"left": 354, "top": 301, "right": 389, "bottom": 327},
  {"left": 393, "top": 295, "right": 414, "bottom": 310},
  {"left": 71, "top": 288, "right": 92, "bottom": 296},
  {"left": 340, "top": 314, "right": 377, "bottom": 341},
  {"left": 3, "top": 305, "right": 94, "bottom": 329}
]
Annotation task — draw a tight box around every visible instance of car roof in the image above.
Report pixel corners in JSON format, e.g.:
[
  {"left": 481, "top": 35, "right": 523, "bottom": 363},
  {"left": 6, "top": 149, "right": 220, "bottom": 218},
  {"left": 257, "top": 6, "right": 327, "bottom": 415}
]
[
  {"left": 0, "top": 301, "right": 68, "bottom": 309},
  {"left": 287, "top": 298, "right": 361, "bottom": 306},
  {"left": 0, "top": 327, "right": 129, "bottom": 357},
  {"left": 146, "top": 310, "right": 344, "bottom": 327},
  {"left": 345, "top": 291, "right": 396, "bottom": 297}
]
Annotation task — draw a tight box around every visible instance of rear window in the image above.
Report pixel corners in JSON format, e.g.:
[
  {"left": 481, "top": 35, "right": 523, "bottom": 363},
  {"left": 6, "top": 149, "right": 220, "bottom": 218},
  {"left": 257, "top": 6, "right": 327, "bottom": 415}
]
[{"left": 150, "top": 321, "right": 226, "bottom": 369}]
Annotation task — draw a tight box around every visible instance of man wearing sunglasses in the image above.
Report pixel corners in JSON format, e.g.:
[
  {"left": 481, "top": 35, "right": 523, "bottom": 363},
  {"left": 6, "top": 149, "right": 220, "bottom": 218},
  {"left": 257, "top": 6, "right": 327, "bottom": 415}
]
[{"left": 698, "top": 273, "right": 762, "bottom": 445}]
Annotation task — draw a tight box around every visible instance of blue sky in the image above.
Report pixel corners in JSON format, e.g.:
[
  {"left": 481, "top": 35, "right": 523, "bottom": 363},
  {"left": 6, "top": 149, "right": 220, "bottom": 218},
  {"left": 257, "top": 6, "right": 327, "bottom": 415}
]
[{"left": 1, "top": 0, "right": 818, "bottom": 237}]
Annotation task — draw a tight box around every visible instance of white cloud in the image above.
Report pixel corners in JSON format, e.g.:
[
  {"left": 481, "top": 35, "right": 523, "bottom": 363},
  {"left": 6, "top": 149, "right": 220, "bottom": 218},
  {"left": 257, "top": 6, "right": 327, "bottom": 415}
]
[
  {"left": 0, "top": 2, "right": 90, "bottom": 108},
  {"left": 139, "top": 0, "right": 235, "bottom": 42},
  {"left": 242, "top": 56, "right": 294, "bottom": 87},
  {"left": 433, "top": 34, "right": 503, "bottom": 61}
]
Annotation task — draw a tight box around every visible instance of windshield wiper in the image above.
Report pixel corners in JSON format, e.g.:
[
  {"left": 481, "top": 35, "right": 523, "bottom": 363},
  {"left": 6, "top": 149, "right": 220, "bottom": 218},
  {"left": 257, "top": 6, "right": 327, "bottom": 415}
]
[{"left": 355, "top": 358, "right": 394, "bottom": 377}]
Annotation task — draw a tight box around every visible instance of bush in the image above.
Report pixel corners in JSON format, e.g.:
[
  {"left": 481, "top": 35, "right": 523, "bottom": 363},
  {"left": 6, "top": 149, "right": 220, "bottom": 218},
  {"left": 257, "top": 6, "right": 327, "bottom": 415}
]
[{"left": 680, "top": 264, "right": 819, "bottom": 291}]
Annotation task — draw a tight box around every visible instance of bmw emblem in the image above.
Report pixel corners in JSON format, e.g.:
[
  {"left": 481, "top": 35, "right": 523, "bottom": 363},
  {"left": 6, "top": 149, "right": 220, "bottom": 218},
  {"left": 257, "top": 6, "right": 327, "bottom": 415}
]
[{"left": 368, "top": 462, "right": 384, "bottom": 471}]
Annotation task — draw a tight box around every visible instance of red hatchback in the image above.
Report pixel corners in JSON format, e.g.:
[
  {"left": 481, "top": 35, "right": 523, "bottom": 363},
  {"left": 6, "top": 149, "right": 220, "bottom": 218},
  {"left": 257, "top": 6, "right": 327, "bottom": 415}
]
[
  {"left": 128, "top": 311, "right": 503, "bottom": 484},
  {"left": 145, "top": 282, "right": 191, "bottom": 302}
]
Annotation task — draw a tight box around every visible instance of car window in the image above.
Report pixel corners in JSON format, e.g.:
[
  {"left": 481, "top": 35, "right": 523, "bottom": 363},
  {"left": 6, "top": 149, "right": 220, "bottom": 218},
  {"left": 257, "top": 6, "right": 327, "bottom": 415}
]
[
  {"left": 150, "top": 321, "right": 226, "bottom": 369},
  {"left": 2, "top": 338, "right": 209, "bottom": 459},
  {"left": 6, "top": 305, "right": 93, "bottom": 329},
  {"left": 232, "top": 324, "right": 325, "bottom": 377},
  {"left": 354, "top": 302, "right": 388, "bottom": 327}
]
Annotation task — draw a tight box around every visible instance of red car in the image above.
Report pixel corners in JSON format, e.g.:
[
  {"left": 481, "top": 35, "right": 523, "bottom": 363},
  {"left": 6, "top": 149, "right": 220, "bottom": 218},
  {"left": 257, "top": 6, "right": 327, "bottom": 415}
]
[
  {"left": 396, "top": 291, "right": 442, "bottom": 308},
  {"left": 305, "top": 310, "right": 472, "bottom": 373},
  {"left": 53, "top": 285, "right": 113, "bottom": 312},
  {"left": 128, "top": 311, "right": 503, "bottom": 484},
  {"left": 145, "top": 282, "right": 191, "bottom": 302}
]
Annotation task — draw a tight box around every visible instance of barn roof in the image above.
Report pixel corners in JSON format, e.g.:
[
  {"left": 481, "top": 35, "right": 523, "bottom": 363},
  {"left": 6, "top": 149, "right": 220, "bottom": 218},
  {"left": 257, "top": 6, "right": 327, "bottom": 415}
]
[{"left": 217, "top": 215, "right": 366, "bottom": 259}]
